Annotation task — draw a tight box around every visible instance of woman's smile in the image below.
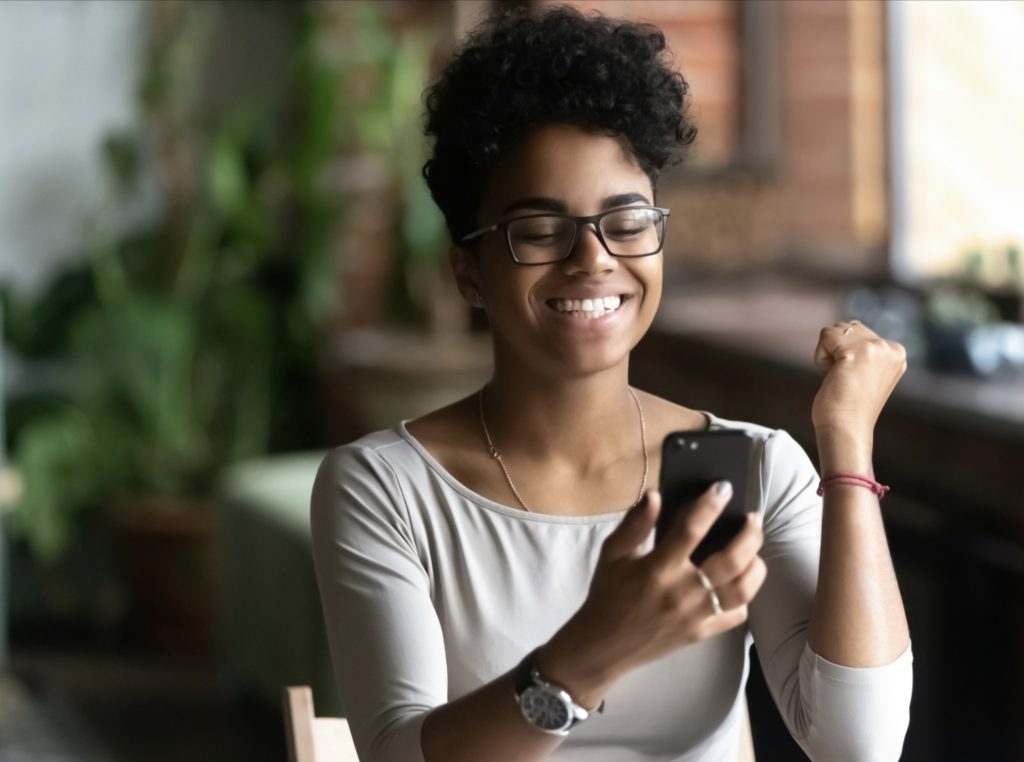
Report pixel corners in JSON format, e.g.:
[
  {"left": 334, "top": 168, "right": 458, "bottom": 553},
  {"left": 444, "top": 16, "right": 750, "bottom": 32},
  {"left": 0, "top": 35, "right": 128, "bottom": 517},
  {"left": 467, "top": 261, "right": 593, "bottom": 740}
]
[
  {"left": 540, "top": 293, "right": 636, "bottom": 335},
  {"left": 547, "top": 294, "right": 624, "bottom": 319}
]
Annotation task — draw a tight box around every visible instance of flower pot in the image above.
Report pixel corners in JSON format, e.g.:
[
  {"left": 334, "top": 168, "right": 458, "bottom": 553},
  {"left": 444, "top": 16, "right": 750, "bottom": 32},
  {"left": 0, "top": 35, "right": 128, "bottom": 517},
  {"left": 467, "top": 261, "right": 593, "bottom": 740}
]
[{"left": 110, "top": 496, "right": 216, "bottom": 657}]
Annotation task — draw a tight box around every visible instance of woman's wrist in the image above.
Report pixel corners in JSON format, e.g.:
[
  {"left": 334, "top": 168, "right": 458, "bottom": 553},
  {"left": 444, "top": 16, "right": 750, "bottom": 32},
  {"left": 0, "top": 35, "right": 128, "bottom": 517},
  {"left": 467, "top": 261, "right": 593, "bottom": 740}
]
[
  {"left": 814, "top": 425, "right": 874, "bottom": 475},
  {"left": 535, "top": 619, "right": 618, "bottom": 712}
]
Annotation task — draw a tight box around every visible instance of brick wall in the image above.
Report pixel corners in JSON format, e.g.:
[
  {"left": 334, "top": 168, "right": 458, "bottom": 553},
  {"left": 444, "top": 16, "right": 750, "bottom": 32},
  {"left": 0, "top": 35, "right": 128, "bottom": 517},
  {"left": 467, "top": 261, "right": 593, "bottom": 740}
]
[
  {"left": 542, "top": 0, "right": 741, "bottom": 168},
  {"left": 543, "top": 0, "right": 889, "bottom": 278},
  {"left": 779, "top": 0, "right": 886, "bottom": 274}
]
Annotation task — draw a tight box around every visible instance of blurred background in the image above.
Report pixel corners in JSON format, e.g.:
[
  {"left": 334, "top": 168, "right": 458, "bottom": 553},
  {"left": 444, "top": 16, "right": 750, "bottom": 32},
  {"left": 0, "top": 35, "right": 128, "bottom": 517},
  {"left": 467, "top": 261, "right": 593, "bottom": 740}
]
[{"left": 0, "top": 1, "right": 1021, "bottom": 760}]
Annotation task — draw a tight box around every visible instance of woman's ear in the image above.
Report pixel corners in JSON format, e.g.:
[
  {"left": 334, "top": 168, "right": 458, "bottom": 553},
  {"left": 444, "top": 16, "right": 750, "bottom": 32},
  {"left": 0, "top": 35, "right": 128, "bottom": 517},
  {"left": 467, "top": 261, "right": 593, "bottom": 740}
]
[{"left": 450, "top": 246, "right": 485, "bottom": 307}]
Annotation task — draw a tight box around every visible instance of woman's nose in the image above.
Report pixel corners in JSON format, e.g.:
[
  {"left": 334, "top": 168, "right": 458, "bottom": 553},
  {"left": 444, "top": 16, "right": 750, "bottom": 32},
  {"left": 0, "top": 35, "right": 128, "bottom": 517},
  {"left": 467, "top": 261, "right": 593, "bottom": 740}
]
[{"left": 560, "top": 223, "right": 616, "bottom": 274}]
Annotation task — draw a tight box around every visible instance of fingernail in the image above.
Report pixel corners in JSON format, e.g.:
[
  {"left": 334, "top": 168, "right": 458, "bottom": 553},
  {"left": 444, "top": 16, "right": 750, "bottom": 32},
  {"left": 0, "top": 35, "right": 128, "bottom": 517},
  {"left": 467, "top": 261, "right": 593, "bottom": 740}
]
[
  {"left": 714, "top": 480, "right": 733, "bottom": 500},
  {"left": 751, "top": 512, "right": 763, "bottom": 528}
]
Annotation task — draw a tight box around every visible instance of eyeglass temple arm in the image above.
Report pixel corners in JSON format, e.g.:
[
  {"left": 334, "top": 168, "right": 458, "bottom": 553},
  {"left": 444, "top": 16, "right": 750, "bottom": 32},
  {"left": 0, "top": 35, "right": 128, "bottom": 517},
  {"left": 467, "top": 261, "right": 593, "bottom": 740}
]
[{"left": 460, "top": 224, "right": 499, "bottom": 244}]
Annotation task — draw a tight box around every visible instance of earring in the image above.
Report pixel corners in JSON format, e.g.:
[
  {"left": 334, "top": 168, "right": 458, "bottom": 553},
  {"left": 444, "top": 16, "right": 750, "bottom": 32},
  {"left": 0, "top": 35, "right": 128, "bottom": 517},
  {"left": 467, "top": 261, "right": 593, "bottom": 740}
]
[{"left": 471, "top": 291, "right": 484, "bottom": 306}]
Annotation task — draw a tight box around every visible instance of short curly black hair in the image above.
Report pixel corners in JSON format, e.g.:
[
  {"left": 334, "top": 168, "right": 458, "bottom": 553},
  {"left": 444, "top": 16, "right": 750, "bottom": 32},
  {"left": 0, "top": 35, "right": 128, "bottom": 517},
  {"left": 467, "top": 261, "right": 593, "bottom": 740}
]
[{"left": 422, "top": 5, "right": 697, "bottom": 244}]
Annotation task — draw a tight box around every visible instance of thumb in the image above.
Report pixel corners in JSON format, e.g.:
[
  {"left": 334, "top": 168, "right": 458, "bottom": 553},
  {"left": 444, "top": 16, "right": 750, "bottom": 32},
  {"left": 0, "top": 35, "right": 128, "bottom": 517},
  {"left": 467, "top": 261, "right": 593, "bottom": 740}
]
[
  {"left": 599, "top": 490, "right": 660, "bottom": 564},
  {"left": 813, "top": 339, "right": 835, "bottom": 373}
]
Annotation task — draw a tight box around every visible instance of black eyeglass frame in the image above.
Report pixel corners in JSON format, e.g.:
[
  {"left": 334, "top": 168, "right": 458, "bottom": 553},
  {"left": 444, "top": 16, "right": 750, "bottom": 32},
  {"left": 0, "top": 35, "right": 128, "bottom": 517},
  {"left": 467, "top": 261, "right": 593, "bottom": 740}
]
[{"left": 459, "top": 205, "right": 671, "bottom": 265}]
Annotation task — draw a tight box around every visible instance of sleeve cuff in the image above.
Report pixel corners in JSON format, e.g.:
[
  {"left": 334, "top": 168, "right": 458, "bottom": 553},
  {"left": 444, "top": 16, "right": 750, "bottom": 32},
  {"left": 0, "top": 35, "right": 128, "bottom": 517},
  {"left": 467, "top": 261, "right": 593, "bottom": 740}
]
[{"left": 803, "top": 640, "right": 913, "bottom": 686}]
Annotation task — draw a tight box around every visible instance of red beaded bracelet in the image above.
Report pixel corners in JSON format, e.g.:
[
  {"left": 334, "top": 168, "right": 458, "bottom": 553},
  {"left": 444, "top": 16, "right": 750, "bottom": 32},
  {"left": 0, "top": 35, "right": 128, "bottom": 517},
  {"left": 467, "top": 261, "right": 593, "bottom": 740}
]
[{"left": 816, "top": 471, "right": 890, "bottom": 499}]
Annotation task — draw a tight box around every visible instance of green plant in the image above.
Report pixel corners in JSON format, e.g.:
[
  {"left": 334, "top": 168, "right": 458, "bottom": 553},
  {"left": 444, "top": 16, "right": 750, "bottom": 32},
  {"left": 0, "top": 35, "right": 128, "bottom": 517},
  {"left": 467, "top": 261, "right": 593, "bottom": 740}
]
[
  {"left": 329, "top": 1, "right": 446, "bottom": 325},
  {"left": 3, "top": 1, "right": 348, "bottom": 562}
]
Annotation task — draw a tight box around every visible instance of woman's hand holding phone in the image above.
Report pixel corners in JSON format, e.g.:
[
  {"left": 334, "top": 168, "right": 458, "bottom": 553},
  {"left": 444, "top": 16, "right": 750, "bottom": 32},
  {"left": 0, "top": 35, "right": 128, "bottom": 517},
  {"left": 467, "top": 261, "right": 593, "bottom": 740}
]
[{"left": 536, "top": 485, "right": 766, "bottom": 711}]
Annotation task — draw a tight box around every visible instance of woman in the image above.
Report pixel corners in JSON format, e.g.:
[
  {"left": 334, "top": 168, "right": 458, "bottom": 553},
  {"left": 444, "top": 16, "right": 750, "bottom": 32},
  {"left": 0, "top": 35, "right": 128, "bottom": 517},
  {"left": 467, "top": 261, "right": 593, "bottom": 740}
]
[{"left": 312, "top": 7, "right": 912, "bottom": 761}]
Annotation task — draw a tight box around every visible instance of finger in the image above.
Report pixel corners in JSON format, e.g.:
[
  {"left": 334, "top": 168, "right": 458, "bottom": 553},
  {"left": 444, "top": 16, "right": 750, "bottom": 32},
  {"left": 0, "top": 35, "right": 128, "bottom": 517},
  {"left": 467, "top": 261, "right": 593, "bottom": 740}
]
[
  {"left": 599, "top": 490, "right": 660, "bottom": 563},
  {"left": 698, "top": 513, "right": 764, "bottom": 585},
  {"left": 650, "top": 481, "right": 731, "bottom": 565},
  {"left": 814, "top": 327, "right": 838, "bottom": 372},
  {"left": 713, "top": 555, "right": 767, "bottom": 612},
  {"left": 813, "top": 344, "right": 834, "bottom": 372},
  {"left": 696, "top": 604, "right": 749, "bottom": 638},
  {"left": 885, "top": 340, "right": 909, "bottom": 381},
  {"left": 815, "top": 321, "right": 866, "bottom": 372}
]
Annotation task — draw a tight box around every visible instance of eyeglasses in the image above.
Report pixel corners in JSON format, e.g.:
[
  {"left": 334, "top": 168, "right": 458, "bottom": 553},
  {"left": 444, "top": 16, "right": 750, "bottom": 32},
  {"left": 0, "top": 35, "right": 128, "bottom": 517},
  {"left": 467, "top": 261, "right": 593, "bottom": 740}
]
[{"left": 460, "top": 206, "right": 670, "bottom": 265}]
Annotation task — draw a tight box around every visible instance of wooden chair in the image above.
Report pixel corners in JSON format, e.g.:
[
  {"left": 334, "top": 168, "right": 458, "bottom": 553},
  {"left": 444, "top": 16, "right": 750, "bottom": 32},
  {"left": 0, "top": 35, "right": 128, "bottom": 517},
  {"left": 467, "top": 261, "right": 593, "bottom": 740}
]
[
  {"left": 739, "top": 699, "right": 757, "bottom": 762},
  {"left": 283, "top": 686, "right": 359, "bottom": 762},
  {"left": 283, "top": 684, "right": 754, "bottom": 761}
]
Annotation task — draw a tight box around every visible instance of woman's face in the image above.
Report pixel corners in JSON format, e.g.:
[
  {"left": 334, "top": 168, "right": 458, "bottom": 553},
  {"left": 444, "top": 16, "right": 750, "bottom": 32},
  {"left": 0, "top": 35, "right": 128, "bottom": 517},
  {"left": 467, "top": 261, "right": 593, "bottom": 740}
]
[{"left": 456, "top": 123, "right": 664, "bottom": 379}]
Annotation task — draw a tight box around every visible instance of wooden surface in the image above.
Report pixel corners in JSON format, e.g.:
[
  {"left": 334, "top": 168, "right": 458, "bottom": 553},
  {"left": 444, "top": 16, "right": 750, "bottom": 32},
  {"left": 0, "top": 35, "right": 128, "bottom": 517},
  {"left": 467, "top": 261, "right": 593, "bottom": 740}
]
[{"left": 284, "top": 686, "right": 358, "bottom": 762}]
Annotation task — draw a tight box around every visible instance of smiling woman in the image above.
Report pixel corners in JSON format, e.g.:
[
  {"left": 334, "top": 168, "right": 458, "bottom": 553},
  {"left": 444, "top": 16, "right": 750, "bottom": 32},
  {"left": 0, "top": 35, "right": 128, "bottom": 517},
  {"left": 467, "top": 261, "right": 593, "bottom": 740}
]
[{"left": 310, "top": 7, "right": 913, "bottom": 762}]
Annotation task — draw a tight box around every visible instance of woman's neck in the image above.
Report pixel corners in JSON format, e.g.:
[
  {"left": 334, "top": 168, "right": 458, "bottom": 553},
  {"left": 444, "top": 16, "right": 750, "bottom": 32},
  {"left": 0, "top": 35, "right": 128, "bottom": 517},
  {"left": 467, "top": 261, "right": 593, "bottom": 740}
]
[{"left": 481, "top": 365, "right": 643, "bottom": 472}]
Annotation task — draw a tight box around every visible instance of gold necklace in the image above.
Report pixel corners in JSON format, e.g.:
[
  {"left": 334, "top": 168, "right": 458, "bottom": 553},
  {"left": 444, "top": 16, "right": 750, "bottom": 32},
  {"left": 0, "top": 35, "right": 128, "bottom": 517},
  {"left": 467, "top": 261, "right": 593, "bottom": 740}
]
[{"left": 477, "top": 386, "right": 648, "bottom": 513}]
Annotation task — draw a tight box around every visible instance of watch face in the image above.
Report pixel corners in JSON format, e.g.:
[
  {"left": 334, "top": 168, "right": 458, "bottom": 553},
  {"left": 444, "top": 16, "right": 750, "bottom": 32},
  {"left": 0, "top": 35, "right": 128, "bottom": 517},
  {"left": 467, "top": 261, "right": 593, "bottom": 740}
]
[{"left": 519, "top": 685, "right": 572, "bottom": 732}]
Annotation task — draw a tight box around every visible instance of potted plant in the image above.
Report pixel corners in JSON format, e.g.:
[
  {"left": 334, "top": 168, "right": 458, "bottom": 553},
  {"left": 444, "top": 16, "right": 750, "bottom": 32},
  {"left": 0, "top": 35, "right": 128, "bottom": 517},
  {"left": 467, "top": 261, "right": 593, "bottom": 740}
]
[{"left": 3, "top": 1, "right": 345, "bottom": 651}]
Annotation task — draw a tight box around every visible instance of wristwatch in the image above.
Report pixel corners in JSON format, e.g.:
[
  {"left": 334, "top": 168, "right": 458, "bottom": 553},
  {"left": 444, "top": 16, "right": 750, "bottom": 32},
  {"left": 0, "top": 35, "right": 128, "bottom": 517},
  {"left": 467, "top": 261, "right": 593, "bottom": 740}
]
[{"left": 513, "top": 648, "right": 600, "bottom": 736}]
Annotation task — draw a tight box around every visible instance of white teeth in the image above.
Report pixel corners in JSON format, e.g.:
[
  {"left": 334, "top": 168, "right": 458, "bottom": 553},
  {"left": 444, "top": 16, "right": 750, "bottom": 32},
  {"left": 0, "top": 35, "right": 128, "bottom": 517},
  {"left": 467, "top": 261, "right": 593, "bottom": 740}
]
[{"left": 551, "top": 295, "right": 624, "bottom": 318}]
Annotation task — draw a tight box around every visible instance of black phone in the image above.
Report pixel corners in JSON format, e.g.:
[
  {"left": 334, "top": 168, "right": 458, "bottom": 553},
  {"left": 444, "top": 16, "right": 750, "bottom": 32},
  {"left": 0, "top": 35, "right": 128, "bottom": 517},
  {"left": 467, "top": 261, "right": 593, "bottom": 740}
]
[{"left": 656, "top": 430, "right": 755, "bottom": 564}]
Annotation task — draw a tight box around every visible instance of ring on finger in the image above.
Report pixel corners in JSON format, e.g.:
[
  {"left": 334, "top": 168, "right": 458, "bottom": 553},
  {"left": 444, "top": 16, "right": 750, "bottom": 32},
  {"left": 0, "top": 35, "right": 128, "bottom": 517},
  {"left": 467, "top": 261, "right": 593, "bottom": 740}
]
[
  {"left": 694, "top": 568, "right": 723, "bottom": 616},
  {"left": 843, "top": 325, "right": 854, "bottom": 336}
]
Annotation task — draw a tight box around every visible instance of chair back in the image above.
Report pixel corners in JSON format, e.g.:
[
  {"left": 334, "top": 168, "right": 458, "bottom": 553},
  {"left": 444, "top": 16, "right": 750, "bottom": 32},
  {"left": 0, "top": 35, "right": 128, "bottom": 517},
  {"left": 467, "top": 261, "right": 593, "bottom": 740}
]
[
  {"left": 283, "top": 686, "right": 359, "bottom": 762},
  {"left": 739, "top": 699, "right": 757, "bottom": 761}
]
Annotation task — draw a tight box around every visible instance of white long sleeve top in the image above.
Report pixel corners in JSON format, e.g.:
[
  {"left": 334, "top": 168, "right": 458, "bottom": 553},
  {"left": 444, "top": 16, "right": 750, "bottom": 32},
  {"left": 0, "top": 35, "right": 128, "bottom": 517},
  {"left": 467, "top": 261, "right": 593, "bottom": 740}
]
[{"left": 310, "top": 413, "right": 913, "bottom": 761}]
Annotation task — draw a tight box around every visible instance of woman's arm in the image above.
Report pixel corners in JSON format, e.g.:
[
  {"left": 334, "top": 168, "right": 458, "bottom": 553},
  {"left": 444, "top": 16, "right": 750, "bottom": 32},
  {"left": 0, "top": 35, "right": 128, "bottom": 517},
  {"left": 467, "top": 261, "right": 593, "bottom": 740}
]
[
  {"left": 807, "top": 321, "right": 910, "bottom": 665},
  {"left": 808, "top": 427, "right": 909, "bottom": 665},
  {"left": 745, "top": 320, "right": 912, "bottom": 761},
  {"left": 748, "top": 429, "right": 912, "bottom": 762}
]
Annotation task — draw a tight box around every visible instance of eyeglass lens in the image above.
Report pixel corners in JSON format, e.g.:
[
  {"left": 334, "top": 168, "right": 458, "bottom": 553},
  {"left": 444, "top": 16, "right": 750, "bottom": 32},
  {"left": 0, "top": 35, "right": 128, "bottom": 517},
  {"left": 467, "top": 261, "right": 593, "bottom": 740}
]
[{"left": 507, "top": 208, "right": 665, "bottom": 264}]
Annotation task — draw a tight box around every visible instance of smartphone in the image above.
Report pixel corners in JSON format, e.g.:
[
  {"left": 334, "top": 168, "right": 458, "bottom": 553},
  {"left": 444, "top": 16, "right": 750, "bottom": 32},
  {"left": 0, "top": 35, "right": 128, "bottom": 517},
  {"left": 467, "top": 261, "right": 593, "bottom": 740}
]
[{"left": 656, "top": 430, "right": 755, "bottom": 565}]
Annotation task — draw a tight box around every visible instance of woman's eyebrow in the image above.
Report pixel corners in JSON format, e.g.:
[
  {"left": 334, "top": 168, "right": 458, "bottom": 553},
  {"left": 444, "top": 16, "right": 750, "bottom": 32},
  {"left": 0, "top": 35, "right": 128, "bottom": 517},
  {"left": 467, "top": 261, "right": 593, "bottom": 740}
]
[
  {"left": 501, "top": 197, "right": 567, "bottom": 215},
  {"left": 500, "top": 192, "right": 651, "bottom": 216},
  {"left": 602, "top": 192, "right": 651, "bottom": 209}
]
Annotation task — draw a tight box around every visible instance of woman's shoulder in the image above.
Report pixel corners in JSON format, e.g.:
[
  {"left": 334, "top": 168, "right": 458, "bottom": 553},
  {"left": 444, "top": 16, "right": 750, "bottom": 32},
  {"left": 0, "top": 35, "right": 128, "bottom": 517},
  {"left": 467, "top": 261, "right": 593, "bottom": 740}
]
[
  {"left": 404, "top": 394, "right": 478, "bottom": 452},
  {"left": 637, "top": 392, "right": 807, "bottom": 469},
  {"left": 634, "top": 391, "right": 707, "bottom": 449},
  {"left": 635, "top": 391, "right": 778, "bottom": 444},
  {"left": 403, "top": 394, "right": 491, "bottom": 486},
  {"left": 704, "top": 412, "right": 780, "bottom": 440},
  {"left": 314, "top": 423, "right": 436, "bottom": 509},
  {"left": 636, "top": 391, "right": 782, "bottom": 438},
  {"left": 321, "top": 426, "right": 409, "bottom": 470},
  {"left": 700, "top": 411, "right": 810, "bottom": 470},
  {"left": 316, "top": 395, "right": 481, "bottom": 495}
]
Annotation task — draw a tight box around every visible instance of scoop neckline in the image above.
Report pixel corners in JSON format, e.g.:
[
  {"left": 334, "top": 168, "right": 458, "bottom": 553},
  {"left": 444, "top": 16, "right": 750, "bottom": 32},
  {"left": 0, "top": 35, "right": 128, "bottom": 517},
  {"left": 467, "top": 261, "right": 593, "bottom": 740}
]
[{"left": 395, "top": 411, "right": 719, "bottom": 525}]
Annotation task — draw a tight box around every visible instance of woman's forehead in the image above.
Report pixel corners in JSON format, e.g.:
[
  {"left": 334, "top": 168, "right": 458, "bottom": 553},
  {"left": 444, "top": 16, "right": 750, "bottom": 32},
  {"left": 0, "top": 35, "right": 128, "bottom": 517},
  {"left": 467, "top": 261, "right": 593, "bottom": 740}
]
[{"left": 480, "top": 124, "right": 653, "bottom": 216}]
